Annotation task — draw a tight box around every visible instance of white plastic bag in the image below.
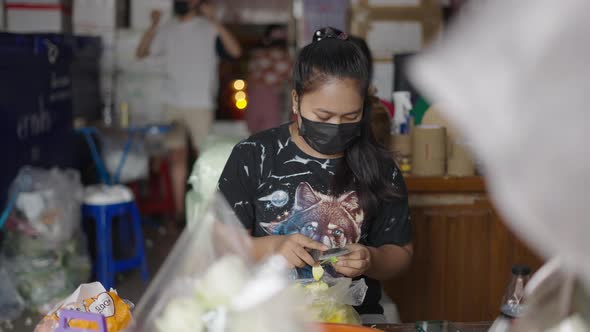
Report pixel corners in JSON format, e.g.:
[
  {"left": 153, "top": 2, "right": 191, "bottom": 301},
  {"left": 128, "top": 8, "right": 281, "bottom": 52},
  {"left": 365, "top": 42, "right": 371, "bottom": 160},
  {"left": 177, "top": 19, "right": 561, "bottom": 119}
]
[
  {"left": 132, "top": 193, "right": 311, "bottom": 332},
  {"left": 101, "top": 135, "right": 149, "bottom": 183},
  {"left": 186, "top": 135, "right": 242, "bottom": 226},
  {"left": 7, "top": 167, "right": 84, "bottom": 245},
  {"left": 294, "top": 276, "right": 368, "bottom": 325},
  {"left": 411, "top": 1, "right": 590, "bottom": 329}
]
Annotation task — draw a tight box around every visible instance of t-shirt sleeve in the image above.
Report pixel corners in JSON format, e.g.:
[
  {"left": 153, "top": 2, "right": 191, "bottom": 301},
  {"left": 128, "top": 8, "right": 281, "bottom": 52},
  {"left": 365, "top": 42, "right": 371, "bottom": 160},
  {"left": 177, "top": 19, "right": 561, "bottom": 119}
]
[
  {"left": 367, "top": 167, "right": 413, "bottom": 247},
  {"left": 218, "top": 142, "right": 260, "bottom": 230}
]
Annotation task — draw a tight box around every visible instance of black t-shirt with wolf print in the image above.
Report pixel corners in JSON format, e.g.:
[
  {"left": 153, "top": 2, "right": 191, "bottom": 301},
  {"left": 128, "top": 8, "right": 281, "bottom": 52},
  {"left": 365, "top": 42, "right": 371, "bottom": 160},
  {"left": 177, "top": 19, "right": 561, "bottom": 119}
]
[{"left": 218, "top": 123, "right": 412, "bottom": 315}]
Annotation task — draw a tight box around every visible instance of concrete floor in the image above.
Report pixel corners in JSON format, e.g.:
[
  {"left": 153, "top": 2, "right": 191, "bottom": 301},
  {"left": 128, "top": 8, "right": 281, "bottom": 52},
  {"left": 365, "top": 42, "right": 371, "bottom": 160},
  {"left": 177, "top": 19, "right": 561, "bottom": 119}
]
[{"left": 5, "top": 220, "right": 182, "bottom": 332}]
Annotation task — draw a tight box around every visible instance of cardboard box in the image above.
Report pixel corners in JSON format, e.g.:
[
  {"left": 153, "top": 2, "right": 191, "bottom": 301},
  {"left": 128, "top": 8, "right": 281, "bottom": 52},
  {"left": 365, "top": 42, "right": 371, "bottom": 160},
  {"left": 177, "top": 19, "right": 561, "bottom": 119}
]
[
  {"left": 72, "top": 0, "right": 117, "bottom": 72},
  {"left": 5, "top": 0, "right": 72, "bottom": 33},
  {"left": 73, "top": 0, "right": 116, "bottom": 31},
  {"left": 300, "top": 0, "right": 349, "bottom": 47},
  {"left": 116, "top": 29, "right": 165, "bottom": 74},
  {"left": 374, "top": 62, "right": 394, "bottom": 101},
  {"left": 367, "top": 21, "right": 422, "bottom": 60},
  {"left": 131, "top": 0, "right": 172, "bottom": 31},
  {"left": 114, "top": 29, "right": 167, "bottom": 126},
  {"left": 447, "top": 142, "right": 475, "bottom": 177},
  {"left": 390, "top": 134, "right": 411, "bottom": 156},
  {"left": 116, "top": 71, "right": 167, "bottom": 126},
  {"left": 412, "top": 125, "right": 446, "bottom": 176}
]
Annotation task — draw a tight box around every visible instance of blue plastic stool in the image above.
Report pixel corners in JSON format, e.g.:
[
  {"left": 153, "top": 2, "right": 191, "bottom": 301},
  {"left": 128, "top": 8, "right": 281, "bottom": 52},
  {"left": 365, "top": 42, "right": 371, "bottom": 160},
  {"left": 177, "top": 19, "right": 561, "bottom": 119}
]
[{"left": 82, "top": 186, "right": 149, "bottom": 289}]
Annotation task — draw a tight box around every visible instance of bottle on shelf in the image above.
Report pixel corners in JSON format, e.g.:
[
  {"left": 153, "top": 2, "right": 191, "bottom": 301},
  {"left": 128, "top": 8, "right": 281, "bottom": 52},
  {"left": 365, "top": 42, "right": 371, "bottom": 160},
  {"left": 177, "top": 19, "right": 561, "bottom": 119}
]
[
  {"left": 119, "top": 102, "right": 130, "bottom": 128},
  {"left": 488, "top": 265, "right": 532, "bottom": 332},
  {"left": 500, "top": 264, "right": 531, "bottom": 319}
]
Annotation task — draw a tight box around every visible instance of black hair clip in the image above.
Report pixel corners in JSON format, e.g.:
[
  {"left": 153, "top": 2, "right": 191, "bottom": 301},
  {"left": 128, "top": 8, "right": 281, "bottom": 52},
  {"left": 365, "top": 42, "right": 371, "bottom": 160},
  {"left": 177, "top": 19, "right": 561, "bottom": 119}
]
[{"left": 313, "top": 27, "right": 349, "bottom": 43}]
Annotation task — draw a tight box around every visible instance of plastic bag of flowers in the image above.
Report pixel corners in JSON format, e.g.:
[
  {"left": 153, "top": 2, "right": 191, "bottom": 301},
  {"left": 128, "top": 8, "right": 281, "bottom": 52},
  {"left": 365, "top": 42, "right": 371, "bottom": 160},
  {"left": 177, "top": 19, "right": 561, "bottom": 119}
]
[{"left": 130, "top": 193, "right": 313, "bottom": 332}]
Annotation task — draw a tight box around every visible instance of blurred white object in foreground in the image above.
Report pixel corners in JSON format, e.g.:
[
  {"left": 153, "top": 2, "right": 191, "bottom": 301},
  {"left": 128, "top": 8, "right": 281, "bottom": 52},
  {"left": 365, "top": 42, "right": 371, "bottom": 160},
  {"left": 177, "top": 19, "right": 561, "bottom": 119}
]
[{"left": 410, "top": 0, "right": 590, "bottom": 329}]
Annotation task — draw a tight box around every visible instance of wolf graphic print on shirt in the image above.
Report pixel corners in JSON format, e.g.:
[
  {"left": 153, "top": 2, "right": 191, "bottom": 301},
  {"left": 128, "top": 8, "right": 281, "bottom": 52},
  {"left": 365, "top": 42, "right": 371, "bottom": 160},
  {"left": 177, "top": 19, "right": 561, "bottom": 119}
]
[{"left": 260, "top": 182, "right": 364, "bottom": 248}]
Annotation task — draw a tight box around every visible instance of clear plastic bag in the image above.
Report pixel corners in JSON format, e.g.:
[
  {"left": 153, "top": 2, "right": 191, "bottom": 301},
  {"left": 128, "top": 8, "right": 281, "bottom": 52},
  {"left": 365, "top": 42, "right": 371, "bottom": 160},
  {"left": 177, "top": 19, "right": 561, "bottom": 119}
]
[
  {"left": 131, "top": 193, "right": 311, "bottom": 332},
  {"left": 101, "top": 134, "right": 149, "bottom": 183},
  {"left": 294, "top": 276, "right": 368, "bottom": 325},
  {"left": 0, "top": 266, "right": 25, "bottom": 321},
  {"left": 1, "top": 167, "right": 91, "bottom": 314},
  {"left": 6, "top": 166, "right": 84, "bottom": 245},
  {"left": 186, "top": 135, "right": 243, "bottom": 227}
]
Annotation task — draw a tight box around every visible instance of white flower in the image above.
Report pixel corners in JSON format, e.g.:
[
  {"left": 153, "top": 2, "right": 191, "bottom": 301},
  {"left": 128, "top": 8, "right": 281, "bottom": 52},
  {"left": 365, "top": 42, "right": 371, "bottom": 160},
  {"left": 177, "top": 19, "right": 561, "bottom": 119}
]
[
  {"left": 196, "top": 255, "right": 248, "bottom": 309},
  {"left": 155, "top": 297, "right": 204, "bottom": 332}
]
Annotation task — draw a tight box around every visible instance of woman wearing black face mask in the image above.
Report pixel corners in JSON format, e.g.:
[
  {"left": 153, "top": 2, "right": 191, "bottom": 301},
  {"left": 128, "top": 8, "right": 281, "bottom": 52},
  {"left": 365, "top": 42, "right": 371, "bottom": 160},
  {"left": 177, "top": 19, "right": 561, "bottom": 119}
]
[{"left": 218, "top": 27, "right": 412, "bottom": 321}]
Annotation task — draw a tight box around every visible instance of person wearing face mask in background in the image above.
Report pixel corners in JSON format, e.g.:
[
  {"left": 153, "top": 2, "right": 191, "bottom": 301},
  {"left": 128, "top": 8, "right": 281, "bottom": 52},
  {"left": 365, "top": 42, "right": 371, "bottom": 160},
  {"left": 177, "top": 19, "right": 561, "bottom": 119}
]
[
  {"left": 136, "top": 0, "right": 241, "bottom": 224},
  {"left": 218, "top": 27, "right": 412, "bottom": 323}
]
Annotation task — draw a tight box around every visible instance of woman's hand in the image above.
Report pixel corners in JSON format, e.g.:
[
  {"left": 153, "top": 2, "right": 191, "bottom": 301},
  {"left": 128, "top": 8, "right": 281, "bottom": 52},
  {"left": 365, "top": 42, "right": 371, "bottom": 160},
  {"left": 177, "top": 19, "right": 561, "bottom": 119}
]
[
  {"left": 334, "top": 244, "right": 372, "bottom": 278},
  {"left": 150, "top": 9, "right": 162, "bottom": 27},
  {"left": 274, "top": 234, "right": 328, "bottom": 269},
  {"left": 200, "top": 3, "right": 217, "bottom": 22}
]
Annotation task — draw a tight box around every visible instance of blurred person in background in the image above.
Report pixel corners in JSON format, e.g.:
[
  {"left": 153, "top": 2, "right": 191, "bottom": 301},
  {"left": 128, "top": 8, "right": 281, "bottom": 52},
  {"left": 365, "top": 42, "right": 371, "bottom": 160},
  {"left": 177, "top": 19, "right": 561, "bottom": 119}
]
[
  {"left": 136, "top": 0, "right": 241, "bottom": 223},
  {"left": 246, "top": 24, "right": 292, "bottom": 134}
]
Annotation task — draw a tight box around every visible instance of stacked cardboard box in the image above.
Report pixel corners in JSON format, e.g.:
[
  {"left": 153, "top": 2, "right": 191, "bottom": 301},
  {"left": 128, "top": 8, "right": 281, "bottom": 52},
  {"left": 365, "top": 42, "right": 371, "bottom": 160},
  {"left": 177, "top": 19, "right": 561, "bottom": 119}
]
[
  {"left": 5, "top": 0, "right": 72, "bottom": 33},
  {"left": 115, "top": 29, "right": 167, "bottom": 126}
]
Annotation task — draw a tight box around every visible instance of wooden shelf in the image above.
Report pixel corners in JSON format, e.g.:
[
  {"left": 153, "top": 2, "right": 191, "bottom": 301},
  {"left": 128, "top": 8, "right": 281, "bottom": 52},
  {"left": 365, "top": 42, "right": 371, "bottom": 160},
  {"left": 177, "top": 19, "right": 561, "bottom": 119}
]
[
  {"left": 404, "top": 176, "right": 487, "bottom": 194},
  {"left": 386, "top": 174, "right": 543, "bottom": 322}
]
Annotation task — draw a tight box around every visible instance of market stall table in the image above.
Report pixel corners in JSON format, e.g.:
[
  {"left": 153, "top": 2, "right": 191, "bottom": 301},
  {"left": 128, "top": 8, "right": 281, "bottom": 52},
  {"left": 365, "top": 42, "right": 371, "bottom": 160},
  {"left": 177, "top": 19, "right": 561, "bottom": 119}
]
[{"left": 373, "top": 322, "right": 492, "bottom": 332}]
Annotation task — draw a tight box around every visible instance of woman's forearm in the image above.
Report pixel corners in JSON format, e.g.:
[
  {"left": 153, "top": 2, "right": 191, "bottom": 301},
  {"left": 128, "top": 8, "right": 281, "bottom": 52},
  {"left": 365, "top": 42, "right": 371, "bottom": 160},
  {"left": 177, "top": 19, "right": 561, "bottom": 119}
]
[
  {"left": 136, "top": 25, "right": 158, "bottom": 59},
  {"left": 366, "top": 244, "right": 413, "bottom": 281},
  {"left": 212, "top": 21, "right": 242, "bottom": 58}
]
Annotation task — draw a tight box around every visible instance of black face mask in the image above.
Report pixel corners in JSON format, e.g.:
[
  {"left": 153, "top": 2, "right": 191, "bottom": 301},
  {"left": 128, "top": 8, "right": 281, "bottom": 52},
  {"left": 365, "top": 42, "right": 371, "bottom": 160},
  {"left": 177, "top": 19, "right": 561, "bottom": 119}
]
[
  {"left": 298, "top": 115, "right": 362, "bottom": 155},
  {"left": 173, "top": 1, "right": 191, "bottom": 16}
]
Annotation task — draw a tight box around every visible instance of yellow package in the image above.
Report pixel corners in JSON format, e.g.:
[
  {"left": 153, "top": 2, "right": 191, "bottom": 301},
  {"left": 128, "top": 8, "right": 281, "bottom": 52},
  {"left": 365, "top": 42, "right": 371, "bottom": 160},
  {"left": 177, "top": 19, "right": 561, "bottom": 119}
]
[
  {"left": 34, "top": 282, "right": 133, "bottom": 332},
  {"left": 70, "top": 291, "right": 131, "bottom": 331}
]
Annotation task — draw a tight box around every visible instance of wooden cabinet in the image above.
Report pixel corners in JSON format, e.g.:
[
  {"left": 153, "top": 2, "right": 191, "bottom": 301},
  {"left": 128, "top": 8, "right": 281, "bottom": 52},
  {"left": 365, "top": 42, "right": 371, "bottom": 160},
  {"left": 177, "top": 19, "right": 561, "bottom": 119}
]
[{"left": 383, "top": 177, "right": 543, "bottom": 322}]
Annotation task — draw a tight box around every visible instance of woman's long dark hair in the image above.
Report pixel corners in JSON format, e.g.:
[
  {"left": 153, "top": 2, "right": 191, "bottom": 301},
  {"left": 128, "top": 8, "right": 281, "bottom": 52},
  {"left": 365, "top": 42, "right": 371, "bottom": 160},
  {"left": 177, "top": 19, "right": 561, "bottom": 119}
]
[{"left": 293, "top": 27, "right": 402, "bottom": 218}]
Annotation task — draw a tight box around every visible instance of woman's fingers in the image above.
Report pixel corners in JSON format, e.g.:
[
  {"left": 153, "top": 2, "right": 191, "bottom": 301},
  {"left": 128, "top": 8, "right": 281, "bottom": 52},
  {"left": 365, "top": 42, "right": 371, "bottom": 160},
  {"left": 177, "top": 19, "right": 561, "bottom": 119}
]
[
  {"left": 334, "top": 265, "right": 361, "bottom": 278},
  {"left": 284, "top": 250, "right": 306, "bottom": 268},
  {"left": 337, "top": 258, "right": 370, "bottom": 271},
  {"left": 292, "top": 234, "right": 328, "bottom": 251},
  {"left": 344, "top": 249, "right": 369, "bottom": 260},
  {"left": 294, "top": 246, "right": 316, "bottom": 267}
]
